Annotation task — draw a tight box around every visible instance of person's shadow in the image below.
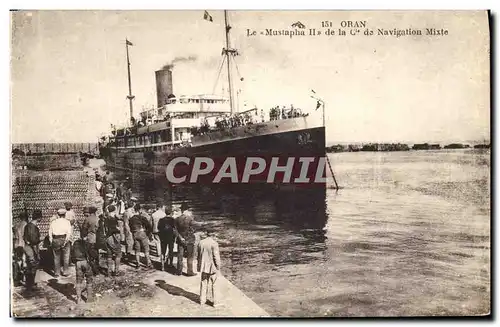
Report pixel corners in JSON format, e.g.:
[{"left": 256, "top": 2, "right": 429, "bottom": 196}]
[
  {"left": 47, "top": 278, "right": 76, "bottom": 303},
  {"left": 154, "top": 279, "right": 199, "bottom": 304}
]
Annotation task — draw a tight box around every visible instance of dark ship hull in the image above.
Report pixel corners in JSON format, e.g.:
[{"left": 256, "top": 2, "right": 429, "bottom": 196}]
[
  {"left": 102, "top": 117, "right": 327, "bottom": 229},
  {"left": 104, "top": 118, "right": 325, "bottom": 184}
]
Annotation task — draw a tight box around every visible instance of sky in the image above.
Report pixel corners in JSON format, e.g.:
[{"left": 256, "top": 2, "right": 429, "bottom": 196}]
[{"left": 11, "top": 10, "right": 490, "bottom": 144}]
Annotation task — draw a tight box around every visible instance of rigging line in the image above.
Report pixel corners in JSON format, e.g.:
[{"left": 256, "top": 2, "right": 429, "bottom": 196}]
[
  {"left": 212, "top": 55, "right": 227, "bottom": 95},
  {"left": 233, "top": 56, "right": 243, "bottom": 80}
]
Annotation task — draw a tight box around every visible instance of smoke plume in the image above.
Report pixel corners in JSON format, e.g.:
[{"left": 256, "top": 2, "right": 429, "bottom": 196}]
[{"left": 162, "top": 55, "right": 197, "bottom": 70}]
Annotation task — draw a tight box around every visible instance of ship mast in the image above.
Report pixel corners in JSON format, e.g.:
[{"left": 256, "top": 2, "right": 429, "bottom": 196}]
[
  {"left": 125, "top": 38, "right": 135, "bottom": 125},
  {"left": 223, "top": 10, "right": 236, "bottom": 114}
]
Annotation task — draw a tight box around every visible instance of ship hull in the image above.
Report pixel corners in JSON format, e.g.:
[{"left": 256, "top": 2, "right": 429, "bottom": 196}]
[
  {"left": 102, "top": 119, "right": 327, "bottom": 229},
  {"left": 104, "top": 125, "right": 325, "bottom": 181}
]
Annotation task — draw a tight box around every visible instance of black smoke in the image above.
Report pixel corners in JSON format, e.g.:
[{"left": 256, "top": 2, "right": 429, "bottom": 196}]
[{"left": 162, "top": 55, "right": 197, "bottom": 70}]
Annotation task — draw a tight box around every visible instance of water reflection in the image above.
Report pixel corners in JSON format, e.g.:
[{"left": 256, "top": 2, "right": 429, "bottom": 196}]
[
  {"left": 116, "top": 169, "right": 328, "bottom": 234},
  {"left": 109, "top": 150, "right": 490, "bottom": 317}
]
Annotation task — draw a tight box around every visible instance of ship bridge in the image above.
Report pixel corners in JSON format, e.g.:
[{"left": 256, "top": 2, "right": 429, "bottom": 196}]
[
  {"left": 139, "top": 94, "right": 231, "bottom": 123},
  {"left": 107, "top": 94, "right": 232, "bottom": 151}
]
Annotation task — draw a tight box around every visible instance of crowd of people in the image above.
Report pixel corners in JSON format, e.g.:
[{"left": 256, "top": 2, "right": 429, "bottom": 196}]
[
  {"left": 269, "top": 105, "right": 308, "bottom": 120},
  {"left": 190, "top": 106, "right": 309, "bottom": 137},
  {"left": 12, "top": 171, "right": 222, "bottom": 307},
  {"left": 191, "top": 111, "right": 261, "bottom": 137}
]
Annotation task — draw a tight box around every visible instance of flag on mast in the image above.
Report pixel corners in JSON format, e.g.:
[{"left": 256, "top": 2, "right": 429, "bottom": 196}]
[
  {"left": 126, "top": 39, "right": 133, "bottom": 46},
  {"left": 316, "top": 100, "right": 322, "bottom": 110},
  {"left": 203, "top": 10, "right": 213, "bottom": 22}
]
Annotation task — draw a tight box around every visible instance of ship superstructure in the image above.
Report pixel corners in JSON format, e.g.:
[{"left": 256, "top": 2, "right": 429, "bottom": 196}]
[{"left": 100, "top": 11, "right": 326, "bottom": 188}]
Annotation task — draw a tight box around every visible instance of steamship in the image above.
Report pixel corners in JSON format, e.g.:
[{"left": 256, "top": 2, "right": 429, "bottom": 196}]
[{"left": 100, "top": 11, "right": 326, "bottom": 194}]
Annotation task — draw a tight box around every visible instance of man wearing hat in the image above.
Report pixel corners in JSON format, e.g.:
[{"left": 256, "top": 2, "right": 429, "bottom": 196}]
[
  {"left": 80, "top": 206, "right": 100, "bottom": 275},
  {"left": 197, "top": 230, "right": 222, "bottom": 307},
  {"left": 48, "top": 208, "right": 72, "bottom": 277},
  {"left": 175, "top": 203, "right": 198, "bottom": 276},
  {"left": 23, "top": 210, "right": 42, "bottom": 289}
]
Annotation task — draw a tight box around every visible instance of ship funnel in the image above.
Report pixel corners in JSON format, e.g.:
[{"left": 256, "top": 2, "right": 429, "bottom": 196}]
[{"left": 155, "top": 68, "right": 173, "bottom": 108}]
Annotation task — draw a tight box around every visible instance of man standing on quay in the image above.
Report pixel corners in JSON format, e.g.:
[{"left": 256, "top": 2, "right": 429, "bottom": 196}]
[
  {"left": 122, "top": 201, "right": 136, "bottom": 262},
  {"left": 158, "top": 205, "right": 177, "bottom": 270},
  {"left": 80, "top": 206, "right": 100, "bottom": 275},
  {"left": 72, "top": 237, "right": 94, "bottom": 304},
  {"left": 175, "top": 203, "right": 197, "bottom": 276},
  {"left": 151, "top": 200, "right": 167, "bottom": 270},
  {"left": 23, "top": 209, "right": 42, "bottom": 289},
  {"left": 49, "top": 208, "right": 72, "bottom": 277},
  {"left": 129, "top": 204, "right": 153, "bottom": 269},
  {"left": 64, "top": 202, "right": 77, "bottom": 245},
  {"left": 13, "top": 212, "right": 28, "bottom": 252},
  {"left": 197, "top": 230, "right": 222, "bottom": 307},
  {"left": 105, "top": 226, "right": 123, "bottom": 277},
  {"left": 13, "top": 212, "right": 28, "bottom": 285}
]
